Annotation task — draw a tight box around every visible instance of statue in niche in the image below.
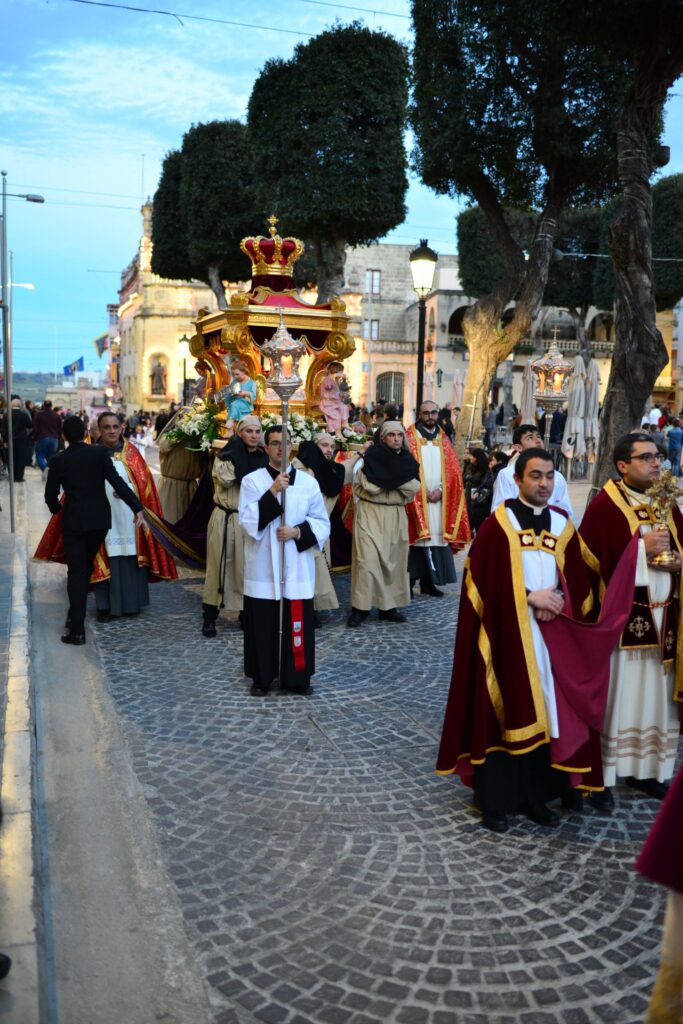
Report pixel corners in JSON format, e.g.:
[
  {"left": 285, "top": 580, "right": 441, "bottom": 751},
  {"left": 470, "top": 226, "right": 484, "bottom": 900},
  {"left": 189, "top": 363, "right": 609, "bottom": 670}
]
[{"left": 150, "top": 359, "right": 167, "bottom": 396}]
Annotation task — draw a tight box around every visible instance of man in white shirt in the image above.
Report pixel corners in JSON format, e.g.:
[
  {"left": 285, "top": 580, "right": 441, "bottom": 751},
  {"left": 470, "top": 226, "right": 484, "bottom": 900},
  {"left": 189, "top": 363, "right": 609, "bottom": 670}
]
[{"left": 491, "top": 423, "right": 574, "bottom": 519}]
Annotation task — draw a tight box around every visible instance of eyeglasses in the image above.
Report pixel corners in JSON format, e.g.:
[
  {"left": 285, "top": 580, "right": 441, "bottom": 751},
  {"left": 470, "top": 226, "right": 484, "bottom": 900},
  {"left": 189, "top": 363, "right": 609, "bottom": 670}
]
[{"left": 630, "top": 453, "right": 663, "bottom": 463}]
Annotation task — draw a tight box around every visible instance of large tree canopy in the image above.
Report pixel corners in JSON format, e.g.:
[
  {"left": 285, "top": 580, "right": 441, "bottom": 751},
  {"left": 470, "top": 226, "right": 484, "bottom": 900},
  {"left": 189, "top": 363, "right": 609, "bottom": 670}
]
[
  {"left": 411, "top": 0, "right": 631, "bottom": 441},
  {"left": 248, "top": 22, "right": 409, "bottom": 302},
  {"left": 151, "top": 120, "right": 258, "bottom": 308}
]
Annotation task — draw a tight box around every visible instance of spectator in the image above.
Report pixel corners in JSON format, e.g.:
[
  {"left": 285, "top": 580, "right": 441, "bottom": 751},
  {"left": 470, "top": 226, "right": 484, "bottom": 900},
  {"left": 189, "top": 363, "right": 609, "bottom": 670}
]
[{"left": 33, "top": 400, "right": 63, "bottom": 479}]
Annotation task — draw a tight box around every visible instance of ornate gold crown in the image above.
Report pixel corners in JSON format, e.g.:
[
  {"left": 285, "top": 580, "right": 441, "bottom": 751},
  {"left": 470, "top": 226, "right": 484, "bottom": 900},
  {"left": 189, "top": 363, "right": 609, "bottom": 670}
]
[{"left": 240, "top": 215, "right": 304, "bottom": 278}]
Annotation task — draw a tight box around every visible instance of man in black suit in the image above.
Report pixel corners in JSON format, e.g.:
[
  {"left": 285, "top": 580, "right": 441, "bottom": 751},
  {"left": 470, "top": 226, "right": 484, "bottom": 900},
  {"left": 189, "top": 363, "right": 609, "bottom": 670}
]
[{"left": 44, "top": 416, "right": 143, "bottom": 645}]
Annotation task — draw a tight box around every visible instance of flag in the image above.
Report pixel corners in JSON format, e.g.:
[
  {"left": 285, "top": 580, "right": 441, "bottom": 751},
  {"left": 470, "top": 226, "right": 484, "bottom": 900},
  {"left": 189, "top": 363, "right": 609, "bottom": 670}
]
[
  {"left": 93, "top": 333, "right": 109, "bottom": 358},
  {"left": 63, "top": 356, "right": 84, "bottom": 376}
]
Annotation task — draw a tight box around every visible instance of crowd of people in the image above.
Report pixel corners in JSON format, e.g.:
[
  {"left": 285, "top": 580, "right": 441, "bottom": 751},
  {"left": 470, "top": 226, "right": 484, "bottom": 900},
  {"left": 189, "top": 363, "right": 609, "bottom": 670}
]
[{"left": 0, "top": 396, "right": 180, "bottom": 483}]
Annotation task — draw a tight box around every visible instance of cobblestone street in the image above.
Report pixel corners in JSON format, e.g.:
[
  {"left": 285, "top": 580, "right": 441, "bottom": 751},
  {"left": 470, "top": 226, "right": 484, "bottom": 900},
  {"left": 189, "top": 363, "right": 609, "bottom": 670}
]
[{"left": 82, "top": 554, "right": 676, "bottom": 1024}]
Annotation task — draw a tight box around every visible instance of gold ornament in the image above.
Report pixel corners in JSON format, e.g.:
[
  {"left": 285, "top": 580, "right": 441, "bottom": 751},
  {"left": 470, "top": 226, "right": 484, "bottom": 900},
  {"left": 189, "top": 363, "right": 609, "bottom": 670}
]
[{"left": 647, "top": 470, "right": 680, "bottom": 566}]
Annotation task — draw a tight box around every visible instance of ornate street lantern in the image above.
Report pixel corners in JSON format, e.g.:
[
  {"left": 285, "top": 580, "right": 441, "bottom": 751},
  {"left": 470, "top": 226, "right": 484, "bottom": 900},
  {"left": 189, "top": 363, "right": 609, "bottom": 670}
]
[{"left": 530, "top": 340, "right": 574, "bottom": 449}]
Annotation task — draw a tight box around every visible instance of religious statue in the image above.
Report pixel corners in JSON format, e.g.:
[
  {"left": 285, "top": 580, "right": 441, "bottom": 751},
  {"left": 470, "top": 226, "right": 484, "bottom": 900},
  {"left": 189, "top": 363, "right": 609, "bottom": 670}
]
[
  {"left": 226, "top": 360, "right": 257, "bottom": 422},
  {"left": 318, "top": 361, "right": 350, "bottom": 437},
  {"left": 150, "top": 359, "right": 167, "bottom": 396}
]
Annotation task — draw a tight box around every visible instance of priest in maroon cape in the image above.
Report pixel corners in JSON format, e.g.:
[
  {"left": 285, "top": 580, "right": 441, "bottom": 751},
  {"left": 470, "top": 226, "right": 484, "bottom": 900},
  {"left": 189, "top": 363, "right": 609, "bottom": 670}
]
[
  {"left": 579, "top": 432, "right": 683, "bottom": 811},
  {"left": 436, "top": 447, "right": 627, "bottom": 834}
]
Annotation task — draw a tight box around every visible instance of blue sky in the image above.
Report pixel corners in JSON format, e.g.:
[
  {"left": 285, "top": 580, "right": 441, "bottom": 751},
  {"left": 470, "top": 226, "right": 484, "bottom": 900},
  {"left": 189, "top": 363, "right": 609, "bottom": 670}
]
[{"left": 3, "top": 0, "right": 683, "bottom": 373}]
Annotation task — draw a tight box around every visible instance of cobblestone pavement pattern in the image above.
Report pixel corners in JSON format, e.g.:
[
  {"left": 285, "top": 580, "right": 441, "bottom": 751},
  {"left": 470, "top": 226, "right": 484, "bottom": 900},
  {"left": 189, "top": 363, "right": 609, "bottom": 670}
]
[{"left": 89, "top": 562, "right": 678, "bottom": 1024}]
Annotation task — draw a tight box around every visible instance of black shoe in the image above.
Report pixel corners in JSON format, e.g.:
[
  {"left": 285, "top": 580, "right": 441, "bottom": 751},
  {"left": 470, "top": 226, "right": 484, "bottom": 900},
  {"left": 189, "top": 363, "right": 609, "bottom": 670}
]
[
  {"left": 284, "top": 685, "right": 314, "bottom": 696},
  {"left": 96, "top": 609, "right": 111, "bottom": 623},
  {"left": 379, "top": 608, "right": 406, "bottom": 623},
  {"left": 347, "top": 609, "right": 368, "bottom": 627},
  {"left": 202, "top": 618, "right": 217, "bottom": 638},
  {"left": 561, "top": 789, "right": 585, "bottom": 813},
  {"left": 250, "top": 684, "right": 269, "bottom": 697},
  {"left": 523, "top": 803, "right": 560, "bottom": 827},
  {"left": 625, "top": 777, "right": 670, "bottom": 800},
  {"left": 482, "top": 813, "right": 508, "bottom": 833},
  {"left": 64, "top": 613, "right": 72, "bottom": 630},
  {"left": 420, "top": 580, "right": 444, "bottom": 598},
  {"left": 313, "top": 612, "right": 322, "bottom": 629},
  {"left": 588, "top": 788, "right": 614, "bottom": 814},
  {"left": 61, "top": 632, "right": 85, "bottom": 646},
  {"left": 0, "top": 953, "right": 11, "bottom": 980}
]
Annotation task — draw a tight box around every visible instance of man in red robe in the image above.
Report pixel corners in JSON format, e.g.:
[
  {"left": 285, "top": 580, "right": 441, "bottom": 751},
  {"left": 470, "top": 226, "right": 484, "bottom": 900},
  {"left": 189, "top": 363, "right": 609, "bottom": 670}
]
[
  {"left": 436, "top": 448, "right": 603, "bottom": 833},
  {"left": 579, "top": 432, "right": 683, "bottom": 810},
  {"left": 35, "top": 412, "right": 177, "bottom": 622},
  {"left": 406, "top": 401, "right": 470, "bottom": 597}
]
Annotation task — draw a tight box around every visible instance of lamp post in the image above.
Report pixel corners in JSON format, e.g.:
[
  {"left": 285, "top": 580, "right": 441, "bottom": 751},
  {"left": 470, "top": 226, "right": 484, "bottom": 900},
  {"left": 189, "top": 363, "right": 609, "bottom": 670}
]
[
  {"left": 409, "top": 239, "right": 438, "bottom": 416},
  {"left": 529, "top": 341, "right": 574, "bottom": 452},
  {"left": 179, "top": 334, "right": 191, "bottom": 405},
  {"left": 1, "top": 171, "right": 44, "bottom": 532}
]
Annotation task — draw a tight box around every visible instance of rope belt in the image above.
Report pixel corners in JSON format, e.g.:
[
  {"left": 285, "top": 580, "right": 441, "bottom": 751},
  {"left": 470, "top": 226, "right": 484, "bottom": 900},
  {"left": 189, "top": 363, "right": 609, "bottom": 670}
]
[
  {"left": 359, "top": 498, "right": 398, "bottom": 506},
  {"left": 633, "top": 598, "right": 673, "bottom": 610},
  {"left": 216, "top": 507, "right": 237, "bottom": 608}
]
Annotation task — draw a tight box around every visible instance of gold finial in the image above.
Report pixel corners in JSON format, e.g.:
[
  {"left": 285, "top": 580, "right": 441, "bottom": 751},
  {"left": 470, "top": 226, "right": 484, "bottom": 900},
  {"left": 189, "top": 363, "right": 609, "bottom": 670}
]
[{"left": 268, "top": 214, "right": 278, "bottom": 238}]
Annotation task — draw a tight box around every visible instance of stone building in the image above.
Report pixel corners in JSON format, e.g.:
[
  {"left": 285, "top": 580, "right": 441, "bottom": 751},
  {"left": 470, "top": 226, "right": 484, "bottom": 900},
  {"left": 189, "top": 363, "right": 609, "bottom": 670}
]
[{"left": 115, "top": 203, "right": 219, "bottom": 414}]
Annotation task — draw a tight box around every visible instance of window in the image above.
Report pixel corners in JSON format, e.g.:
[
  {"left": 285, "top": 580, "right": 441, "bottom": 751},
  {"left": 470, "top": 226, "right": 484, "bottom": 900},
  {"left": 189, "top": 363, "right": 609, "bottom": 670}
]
[
  {"left": 365, "top": 269, "right": 381, "bottom": 295},
  {"left": 376, "top": 371, "right": 404, "bottom": 405},
  {"left": 363, "top": 319, "right": 380, "bottom": 341}
]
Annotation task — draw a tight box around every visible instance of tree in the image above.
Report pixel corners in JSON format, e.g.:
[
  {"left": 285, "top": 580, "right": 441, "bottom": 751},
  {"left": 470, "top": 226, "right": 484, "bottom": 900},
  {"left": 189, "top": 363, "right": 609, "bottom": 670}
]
[
  {"left": 152, "top": 120, "right": 259, "bottom": 308},
  {"left": 248, "top": 23, "right": 409, "bottom": 302},
  {"left": 545, "top": 206, "right": 603, "bottom": 357},
  {"left": 578, "top": 3, "right": 683, "bottom": 486},
  {"left": 151, "top": 150, "right": 198, "bottom": 284},
  {"left": 411, "top": 0, "right": 630, "bottom": 445}
]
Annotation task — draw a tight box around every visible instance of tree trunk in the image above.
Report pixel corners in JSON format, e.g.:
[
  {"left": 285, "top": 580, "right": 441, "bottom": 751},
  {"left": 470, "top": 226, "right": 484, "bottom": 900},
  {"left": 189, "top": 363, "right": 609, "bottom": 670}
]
[
  {"left": 592, "top": 14, "right": 683, "bottom": 489},
  {"left": 314, "top": 238, "right": 346, "bottom": 304},
  {"left": 454, "top": 196, "right": 562, "bottom": 456},
  {"left": 207, "top": 263, "right": 228, "bottom": 310},
  {"left": 592, "top": 108, "right": 668, "bottom": 488},
  {"left": 568, "top": 307, "right": 593, "bottom": 366}
]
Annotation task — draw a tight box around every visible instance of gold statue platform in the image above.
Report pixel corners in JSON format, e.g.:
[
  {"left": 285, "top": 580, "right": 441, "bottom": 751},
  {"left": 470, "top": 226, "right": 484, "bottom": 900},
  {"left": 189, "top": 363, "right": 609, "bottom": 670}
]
[{"left": 187, "top": 216, "right": 355, "bottom": 416}]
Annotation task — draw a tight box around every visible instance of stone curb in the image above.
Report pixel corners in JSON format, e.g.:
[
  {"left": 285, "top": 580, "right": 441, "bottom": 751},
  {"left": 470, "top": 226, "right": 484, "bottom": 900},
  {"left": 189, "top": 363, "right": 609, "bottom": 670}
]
[{"left": 0, "top": 484, "right": 40, "bottom": 1023}]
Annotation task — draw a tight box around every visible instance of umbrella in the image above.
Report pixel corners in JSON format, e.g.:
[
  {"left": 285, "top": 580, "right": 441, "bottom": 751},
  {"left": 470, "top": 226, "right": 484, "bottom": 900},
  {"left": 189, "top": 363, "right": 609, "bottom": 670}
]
[
  {"left": 520, "top": 359, "right": 537, "bottom": 423},
  {"left": 451, "top": 369, "right": 465, "bottom": 410},
  {"left": 584, "top": 358, "right": 601, "bottom": 462},
  {"left": 561, "top": 355, "right": 587, "bottom": 462}
]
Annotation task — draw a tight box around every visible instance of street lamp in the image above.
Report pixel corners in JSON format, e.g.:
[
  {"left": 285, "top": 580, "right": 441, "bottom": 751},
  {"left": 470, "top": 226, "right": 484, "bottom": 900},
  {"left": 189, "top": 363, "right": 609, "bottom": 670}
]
[
  {"left": 409, "top": 239, "right": 438, "bottom": 415},
  {"left": 1, "top": 171, "right": 44, "bottom": 533},
  {"left": 179, "top": 333, "right": 191, "bottom": 405}
]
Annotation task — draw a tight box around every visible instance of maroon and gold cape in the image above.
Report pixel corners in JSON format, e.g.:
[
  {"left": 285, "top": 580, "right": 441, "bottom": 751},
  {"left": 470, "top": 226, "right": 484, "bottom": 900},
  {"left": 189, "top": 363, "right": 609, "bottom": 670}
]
[
  {"left": 436, "top": 502, "right": 622, "bottom": 791},
  {"left": 580, "top": 478, "right": 683, "bottom": 703},
  {"left": 405, "top": 425, "right": 471, "bottom": 551},
  {"left": 34, "top": 440, "right": 178, "bottom": 584}
]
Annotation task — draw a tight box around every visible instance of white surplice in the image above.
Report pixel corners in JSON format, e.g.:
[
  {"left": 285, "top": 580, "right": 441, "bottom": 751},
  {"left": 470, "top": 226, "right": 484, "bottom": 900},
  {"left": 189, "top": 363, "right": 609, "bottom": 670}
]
[
  {"left": 239, "top": 466, "right": 330, "bottom": 601},
  {"left": 507, "top": 503, "right": 568, "bottom": 739},
  {"left": 104, "top": 459, "right": 137, "bottom": 557}
]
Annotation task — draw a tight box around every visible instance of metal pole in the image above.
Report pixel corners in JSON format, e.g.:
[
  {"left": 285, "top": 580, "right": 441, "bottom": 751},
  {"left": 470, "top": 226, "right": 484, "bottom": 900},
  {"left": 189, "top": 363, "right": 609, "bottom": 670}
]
[
  {"left": 1, "top": 171, "right": 15, "bottom": 532},
  {"left": 278, "top": 399, "right": 289, "bottom": 680},
  {"left": 416, "top": 295, "right": 426, "bottom": 415}
]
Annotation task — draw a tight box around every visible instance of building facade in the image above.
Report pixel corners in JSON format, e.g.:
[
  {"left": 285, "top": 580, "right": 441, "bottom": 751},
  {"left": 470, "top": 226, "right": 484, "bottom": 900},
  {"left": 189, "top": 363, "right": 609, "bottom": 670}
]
[{"left": 115, "top": 203, "right": 219, "bottom": 414}]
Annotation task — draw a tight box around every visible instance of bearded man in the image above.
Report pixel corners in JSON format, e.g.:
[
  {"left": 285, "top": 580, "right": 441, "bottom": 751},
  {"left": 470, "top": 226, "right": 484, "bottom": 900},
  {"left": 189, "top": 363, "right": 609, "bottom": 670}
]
[{"left": 406, "top": 400, "right": 470, "bottom": 597}]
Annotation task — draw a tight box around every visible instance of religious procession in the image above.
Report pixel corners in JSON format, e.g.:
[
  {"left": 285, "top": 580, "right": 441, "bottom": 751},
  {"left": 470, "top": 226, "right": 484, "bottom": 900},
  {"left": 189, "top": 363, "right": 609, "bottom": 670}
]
[{"left": 13, "top": 221, "right": 683, "bottom": 1022}]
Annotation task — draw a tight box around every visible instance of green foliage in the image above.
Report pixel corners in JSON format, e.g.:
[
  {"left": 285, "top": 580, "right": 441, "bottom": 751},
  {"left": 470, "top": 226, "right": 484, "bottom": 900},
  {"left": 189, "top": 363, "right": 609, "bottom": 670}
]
[
  {"left": 545, "top": 207, "right": 602, "bottom": 311},
  {"left": 247, "top": 23, "right": 409, "bottom": 248},
  {"left": 151, "top": 150, "right": 198, "bottom": 282},
  {"left": 651, "top": 174, "right": 683, "bottom": 308},
  {"left": 593, "top": 176, "right": 683, "bottom": 311},
  {"left": 457, "top": 206, "right": 534, "bottom": 298},
  {"left": 179, "top": 120, "right": 259, "bottom": 284},
  {"left": 411, "top": 0, "right": 628, "bottom": 210},
  {"left": 152, "top": 121, "right": 258, "bottom": 292}
]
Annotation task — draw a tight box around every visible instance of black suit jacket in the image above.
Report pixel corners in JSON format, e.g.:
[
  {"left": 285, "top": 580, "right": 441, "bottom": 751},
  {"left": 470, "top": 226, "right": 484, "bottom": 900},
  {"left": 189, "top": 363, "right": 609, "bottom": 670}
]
[{"left": 44, "top": 442, "right": 143, "bottom": 533}]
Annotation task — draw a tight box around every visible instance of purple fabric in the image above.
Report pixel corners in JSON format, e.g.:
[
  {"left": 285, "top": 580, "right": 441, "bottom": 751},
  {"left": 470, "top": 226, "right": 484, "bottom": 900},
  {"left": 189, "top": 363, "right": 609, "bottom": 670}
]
[
  {"left": 542, "top": 535, "right": 639, "bottom": 765},
  {"left": 637, "top": 765, "right": 683, "bottom": 894}
]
